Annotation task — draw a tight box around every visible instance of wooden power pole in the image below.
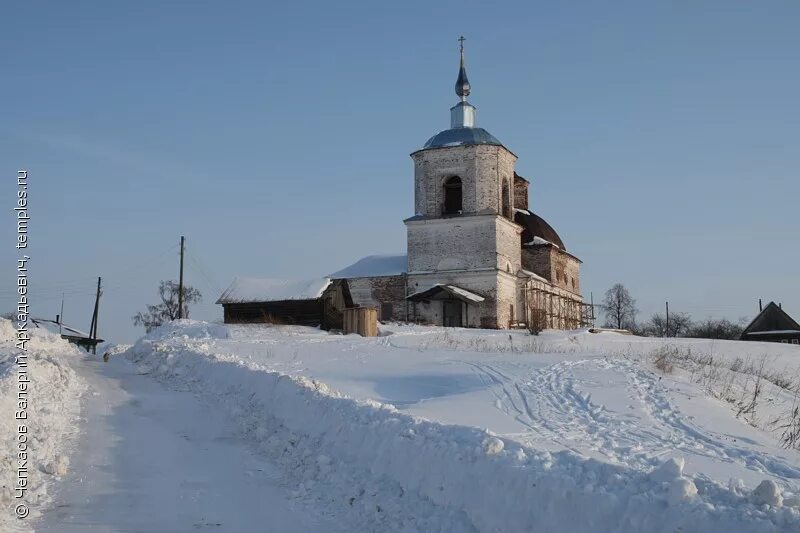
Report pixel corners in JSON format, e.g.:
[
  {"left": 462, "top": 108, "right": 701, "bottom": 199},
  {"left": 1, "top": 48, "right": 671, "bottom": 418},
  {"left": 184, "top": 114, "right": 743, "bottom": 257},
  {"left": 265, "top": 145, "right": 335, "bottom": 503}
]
[
  {"left": 89, "top": 277, "right": 101, "bottom": 354},
  {"left": 665, "top": 301, "right": 670, "bottom": 337},
  {"left": 178, "top": 236, "right": 185, "bottom": 319}
]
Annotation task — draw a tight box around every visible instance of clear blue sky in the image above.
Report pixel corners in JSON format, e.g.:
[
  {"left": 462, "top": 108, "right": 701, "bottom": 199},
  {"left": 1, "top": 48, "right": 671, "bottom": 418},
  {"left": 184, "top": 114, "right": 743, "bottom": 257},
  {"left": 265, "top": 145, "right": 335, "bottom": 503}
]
[{"left": 2, "top": 1, "right": 798, "bottom": 342}]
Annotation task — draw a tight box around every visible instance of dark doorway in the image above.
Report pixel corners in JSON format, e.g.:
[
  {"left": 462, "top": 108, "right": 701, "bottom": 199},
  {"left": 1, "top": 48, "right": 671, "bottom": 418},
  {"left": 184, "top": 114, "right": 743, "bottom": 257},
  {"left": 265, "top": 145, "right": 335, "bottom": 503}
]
[
  {"left": 443, "top": 176, "right": 463, "bottom": 215},
  {"left": 442, "top": 300, "right": 462, "bottom": 327}
]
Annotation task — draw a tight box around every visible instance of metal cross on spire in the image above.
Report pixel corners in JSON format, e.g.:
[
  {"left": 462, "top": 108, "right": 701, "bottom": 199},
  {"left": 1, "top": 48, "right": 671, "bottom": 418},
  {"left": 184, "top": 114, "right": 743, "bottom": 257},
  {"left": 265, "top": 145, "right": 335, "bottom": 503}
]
[{"left": 455, "top": 35, "right": 471, "bottom": 100}]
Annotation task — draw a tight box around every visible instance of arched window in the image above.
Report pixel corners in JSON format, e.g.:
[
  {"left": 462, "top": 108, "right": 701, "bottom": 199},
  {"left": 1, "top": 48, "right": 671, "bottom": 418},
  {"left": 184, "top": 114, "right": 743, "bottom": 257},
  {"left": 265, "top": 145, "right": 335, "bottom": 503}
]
[
  {"left": 443, "top": 176, "right": 463, "bottom": 215},
  {"left": 501, "top": 178, "right": 511, "bottom": 219}
]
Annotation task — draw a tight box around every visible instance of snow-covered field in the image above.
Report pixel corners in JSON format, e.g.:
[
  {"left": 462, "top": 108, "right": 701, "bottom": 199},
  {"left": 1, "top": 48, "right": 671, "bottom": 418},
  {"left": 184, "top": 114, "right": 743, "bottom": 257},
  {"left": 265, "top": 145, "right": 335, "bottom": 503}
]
[
  {"left": 0, "top": 319, "right": 86, "bottom": 531},
  {"left": 120, "top": 320, "right": 800, "bottom": 531}
]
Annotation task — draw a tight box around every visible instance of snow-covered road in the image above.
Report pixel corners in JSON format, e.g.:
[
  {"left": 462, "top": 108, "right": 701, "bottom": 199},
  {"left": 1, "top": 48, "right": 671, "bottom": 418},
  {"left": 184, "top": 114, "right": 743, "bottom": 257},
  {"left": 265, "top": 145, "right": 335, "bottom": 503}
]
[
  {"left": 10, "top": 320, "right": 799, "bottom": 531},
  {"left": 35, "top": 355, "right": 337, "bottom": 533}
]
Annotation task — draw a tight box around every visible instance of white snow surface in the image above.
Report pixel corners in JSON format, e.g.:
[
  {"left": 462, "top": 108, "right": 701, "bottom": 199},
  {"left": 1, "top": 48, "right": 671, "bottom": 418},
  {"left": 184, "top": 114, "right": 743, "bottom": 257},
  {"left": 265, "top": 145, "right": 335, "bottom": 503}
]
[
  {"left": 526, "top": 236, "right": 560, "bottom": 248},
  {"left": 0, "top": 318, "right": 86, "bottom": 531},
  {"left": 328, "top": 254, "right": 408, "bottom": 278},
  {"left": 117, "top": 320, "right": 800, "bottom": 531},
  {"left": 216, "top": 277, "right": 331, "bottom": 304}
]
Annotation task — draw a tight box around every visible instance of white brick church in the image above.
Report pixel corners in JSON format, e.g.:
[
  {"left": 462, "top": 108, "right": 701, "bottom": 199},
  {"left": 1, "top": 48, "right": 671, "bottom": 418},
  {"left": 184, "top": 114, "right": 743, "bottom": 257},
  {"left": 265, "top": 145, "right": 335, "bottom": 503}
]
[{"left": 219, "top": 41, "right": 585, "bottom": 330}]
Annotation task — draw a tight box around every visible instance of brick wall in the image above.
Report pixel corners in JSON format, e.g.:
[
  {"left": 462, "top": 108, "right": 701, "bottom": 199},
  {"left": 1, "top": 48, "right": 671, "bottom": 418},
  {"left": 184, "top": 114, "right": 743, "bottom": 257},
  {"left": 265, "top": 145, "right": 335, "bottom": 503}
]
[
  {"left": 345, "top": 275, "right": 408, "bottom": 321},
  {"left": 407, "top": 215, "right": 500, "bottom": 272},
  {"left": 520, "top": 245, "right": 581, "bottom": 296},
  {"left": 411, "top": 144, "right": 517, "bottom": 217},
  {"left": 513, "top": 174, "right": 529, "bottom": 210}
]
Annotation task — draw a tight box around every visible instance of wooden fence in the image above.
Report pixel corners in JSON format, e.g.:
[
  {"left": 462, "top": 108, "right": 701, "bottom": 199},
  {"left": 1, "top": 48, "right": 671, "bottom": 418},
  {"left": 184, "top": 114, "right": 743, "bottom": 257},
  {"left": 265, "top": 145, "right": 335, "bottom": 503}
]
[{"left": 343, "top": 307, "right": 378, "bottom": 337}]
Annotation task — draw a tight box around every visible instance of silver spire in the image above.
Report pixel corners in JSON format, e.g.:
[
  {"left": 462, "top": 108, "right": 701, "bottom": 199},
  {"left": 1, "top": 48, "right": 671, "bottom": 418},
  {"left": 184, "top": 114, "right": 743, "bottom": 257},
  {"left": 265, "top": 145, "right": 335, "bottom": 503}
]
[
  {"left": 455, "top": 36, "right": 470, "bottom": 101},
  {"left": 450, "top": 36, "right": 476, "bottom": 128}
]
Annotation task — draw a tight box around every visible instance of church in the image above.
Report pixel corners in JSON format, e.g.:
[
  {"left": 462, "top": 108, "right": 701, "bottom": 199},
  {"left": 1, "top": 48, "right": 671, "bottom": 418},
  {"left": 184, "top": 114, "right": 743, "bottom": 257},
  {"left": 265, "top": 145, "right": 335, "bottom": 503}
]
[{"left": 218, "top": 41, "right": 586, "bottom": 330}]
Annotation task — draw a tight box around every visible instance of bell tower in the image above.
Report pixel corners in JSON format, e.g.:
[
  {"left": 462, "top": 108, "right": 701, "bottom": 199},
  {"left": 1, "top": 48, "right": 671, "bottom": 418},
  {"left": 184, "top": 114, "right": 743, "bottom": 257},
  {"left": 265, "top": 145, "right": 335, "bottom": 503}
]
[{"left": 405, "top": 37, "right": 523, "bottom": 328}]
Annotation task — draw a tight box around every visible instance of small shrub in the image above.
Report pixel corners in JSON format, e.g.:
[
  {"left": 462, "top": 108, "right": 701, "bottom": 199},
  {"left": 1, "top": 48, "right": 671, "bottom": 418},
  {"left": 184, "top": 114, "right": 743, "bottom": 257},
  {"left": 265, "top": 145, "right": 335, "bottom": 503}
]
[
  {"left": 653, "top": 349, "right": 674, "bottom": 374},
  {"left": 528, "top": 308, "right": 548, "bottom": 336}
]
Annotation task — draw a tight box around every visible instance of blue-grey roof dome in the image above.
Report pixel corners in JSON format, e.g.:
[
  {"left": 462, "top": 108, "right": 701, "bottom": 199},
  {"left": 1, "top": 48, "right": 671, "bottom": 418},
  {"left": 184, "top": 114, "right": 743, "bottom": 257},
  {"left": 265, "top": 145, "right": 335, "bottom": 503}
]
[{"left": 423, "top": 127, "right": 503, "bottom": 149}]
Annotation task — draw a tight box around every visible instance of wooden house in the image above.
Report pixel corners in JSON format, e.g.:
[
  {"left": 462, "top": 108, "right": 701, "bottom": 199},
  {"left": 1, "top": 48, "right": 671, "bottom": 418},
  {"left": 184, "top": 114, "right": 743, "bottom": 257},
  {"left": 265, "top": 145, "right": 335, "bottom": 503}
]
[
  {"left": 740, "top": 302, "right": 800, "bottom": 345},
  {"left": 216, "top": 277, "right": 352, "bottom": 330}
]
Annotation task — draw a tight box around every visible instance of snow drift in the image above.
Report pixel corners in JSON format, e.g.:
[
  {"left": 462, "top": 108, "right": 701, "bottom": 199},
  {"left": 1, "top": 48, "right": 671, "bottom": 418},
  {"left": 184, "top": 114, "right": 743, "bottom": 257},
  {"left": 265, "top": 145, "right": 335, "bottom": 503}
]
[
  {"left": 0, "top": 318, "right": 86, "bottom": 531},
  {"left": 124, "top": 320, "right": 799, "bottom": 532}
]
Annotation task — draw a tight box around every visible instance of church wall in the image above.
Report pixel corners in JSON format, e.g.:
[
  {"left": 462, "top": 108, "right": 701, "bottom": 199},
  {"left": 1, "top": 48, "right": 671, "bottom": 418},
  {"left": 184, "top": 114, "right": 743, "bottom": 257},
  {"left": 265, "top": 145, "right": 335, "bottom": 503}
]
[
  {"left": 344, "top": 275, "right": 408, "bottom": 322},
  {"left": 521, "top": 246, "right": 553, "bottom": 281},
  {"left": 547, "top": 248, "right": 581, "bottom": 295},
  {"left": 413, "top": 147, "right": 476, "bottom": 216},
  {"left": 408, "top": 271, "right": 500, "bottom": 328},
  {"left": 562, "top": 253, "right": 581, "bottom": 295},
  {"left": 513, "top": 175, "right": 529, "bottom": 210},
  {"left": 496, "top": 272, "right": 519, "bottom": 327},
  {"left": 347, "top": 275, "right": 406, "bottom": 321},
  {"left": 520, "top": 246, "right": 581, "bottom": 296},
  {"left": 406, "top": 215, "right": 499, "bottom": 273},
  {"left": 412, "top": 145, "right": 517, "bottom": 217},
  {"left": 494, "top": 148, "right": 518, "bottom": 218},
  {"left": 495, "top": 217, "right": 522, "bottom": 273}
]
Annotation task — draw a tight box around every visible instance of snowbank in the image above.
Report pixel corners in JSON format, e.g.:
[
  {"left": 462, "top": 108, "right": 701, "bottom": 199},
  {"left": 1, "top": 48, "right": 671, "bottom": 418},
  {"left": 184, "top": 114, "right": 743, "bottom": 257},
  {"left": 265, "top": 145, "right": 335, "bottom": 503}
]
[
  {"left": 0, "top": 318, "right": 86, "bottom": 530},
  {"left": 124, "top": 321, "right": 799, "bottom": 532}
]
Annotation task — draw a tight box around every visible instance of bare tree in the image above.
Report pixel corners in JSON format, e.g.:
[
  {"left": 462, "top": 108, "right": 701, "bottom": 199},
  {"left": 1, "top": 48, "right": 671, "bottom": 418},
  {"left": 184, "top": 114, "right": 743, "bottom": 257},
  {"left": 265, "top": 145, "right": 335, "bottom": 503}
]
[
  {"left": 640, "top": 312, "right": 693, "bottom": 337},
  {"left": 132, "top": 280, "right": 201, "bottom": 333},
  {"left": 602, "top": 283, "right": 637, "bottom": 330},
  {"left": 688, "top": 318, "right": 743, "bottom": 340}
]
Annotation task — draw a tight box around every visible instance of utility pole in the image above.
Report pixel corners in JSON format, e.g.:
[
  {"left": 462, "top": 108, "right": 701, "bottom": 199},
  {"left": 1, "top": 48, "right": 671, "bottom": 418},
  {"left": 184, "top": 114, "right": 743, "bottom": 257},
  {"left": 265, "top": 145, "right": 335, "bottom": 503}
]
[
  {"left": 178, "top": 235, "right": 185, "bottom": 319},
  {"left": 59, "top": 293, "right": 64, "bottom": 335},
  {"left": 665, "top": 301, "right": 670, "bottom": 337},
  {"left": 89, "top": 277, "right": 101, "bottom": 354}
]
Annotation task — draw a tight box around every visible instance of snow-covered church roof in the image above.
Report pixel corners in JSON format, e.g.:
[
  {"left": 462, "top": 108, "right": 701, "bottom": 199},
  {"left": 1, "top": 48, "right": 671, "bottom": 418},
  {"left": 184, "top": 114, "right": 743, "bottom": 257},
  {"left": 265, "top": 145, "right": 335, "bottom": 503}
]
[
  {"left": 216, "top": 277, "right": 332, "bottom": 304},
  {"left": 329, "top": 254, "right": 407, "bottom": 278}
]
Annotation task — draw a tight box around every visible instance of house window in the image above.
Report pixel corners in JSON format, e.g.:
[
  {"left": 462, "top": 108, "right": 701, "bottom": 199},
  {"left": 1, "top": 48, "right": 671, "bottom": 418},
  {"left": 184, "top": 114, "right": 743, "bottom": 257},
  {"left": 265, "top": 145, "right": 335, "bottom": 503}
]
[
  {"left": 780, "top": 339, "right": 789, "bottom": 343},
  {"left": 792, "top": 339, "right": 799, "bottom": 345},
  {"left": 380, "top": 303, "right": 393, "bottom": 321},
  {"left": 443, "top": 176, "right": 463, "bottom": 214}
]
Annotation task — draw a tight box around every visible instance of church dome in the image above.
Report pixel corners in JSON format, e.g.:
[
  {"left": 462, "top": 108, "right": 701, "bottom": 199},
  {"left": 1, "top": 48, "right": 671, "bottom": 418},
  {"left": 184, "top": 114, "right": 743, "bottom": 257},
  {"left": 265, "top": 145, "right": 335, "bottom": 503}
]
[
  {"left": 514, "top": 210, "right": 566, "bottom": 250},
  {"left": 423, "top": 127, "right": 503, "bottom": 149}
]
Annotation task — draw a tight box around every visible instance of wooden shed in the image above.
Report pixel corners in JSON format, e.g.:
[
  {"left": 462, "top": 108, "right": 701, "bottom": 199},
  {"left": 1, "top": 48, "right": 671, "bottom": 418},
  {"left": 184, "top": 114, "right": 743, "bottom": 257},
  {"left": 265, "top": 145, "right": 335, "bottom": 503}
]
[
  {"left": 740, "top": 302, "right": 800, "bottom": 345},
  {"left": 216, "top": 277, "right": 352, "bottom": 330},
  {"left": 31, "top": 318, "right": 104, "bottom": 352}
]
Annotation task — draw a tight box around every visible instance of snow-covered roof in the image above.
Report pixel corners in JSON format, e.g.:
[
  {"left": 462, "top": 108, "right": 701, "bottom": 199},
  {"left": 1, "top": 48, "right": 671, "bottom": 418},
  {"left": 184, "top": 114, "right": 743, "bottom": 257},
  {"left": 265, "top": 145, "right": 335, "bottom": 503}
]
[
  {"left": 525, "top": 236, "right": 561, "bottom": 249},
  {"left": 216, "top": 277, "right": 332, "bottom": 304},
  {"left": 407, "top": 284, "right": 485, "bottom": 303},
  {"left": 746, "top": 330, "right": 800, "bottom": 335},
  {"left": 32, "top": 318, "right": 92, "bottom": 339},
  {"left": 329, "top": 254, "right": 407, "bottom": 278},
  {"left": 519, "top": 269, "right": 549, "bottom": 283}
]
